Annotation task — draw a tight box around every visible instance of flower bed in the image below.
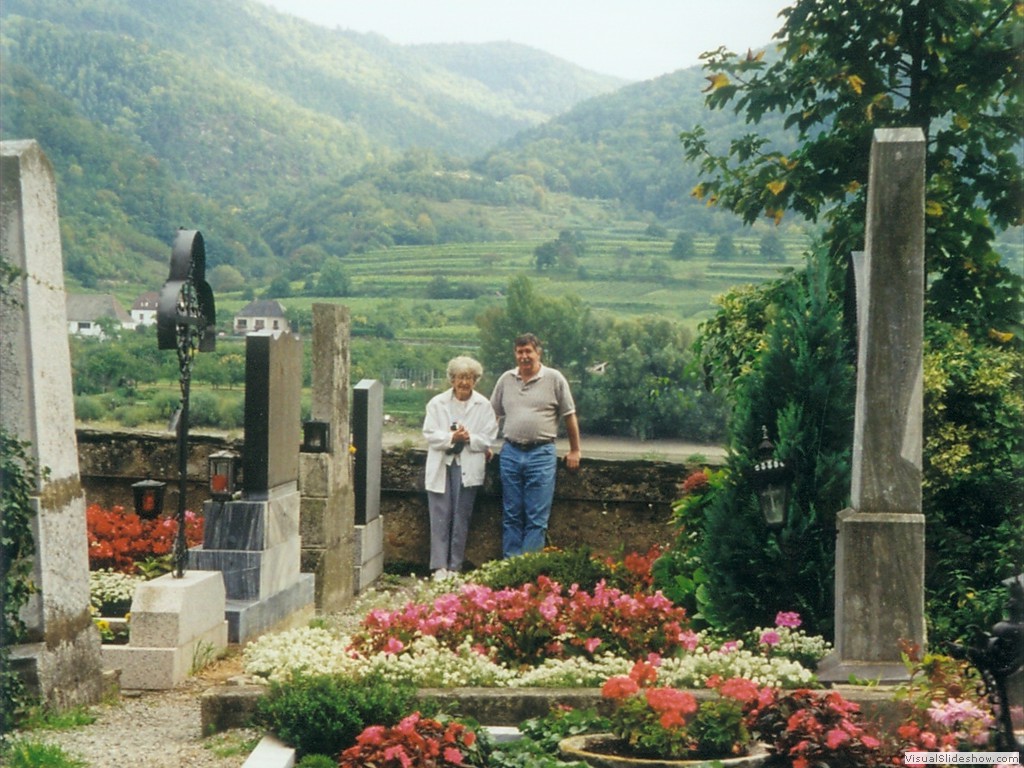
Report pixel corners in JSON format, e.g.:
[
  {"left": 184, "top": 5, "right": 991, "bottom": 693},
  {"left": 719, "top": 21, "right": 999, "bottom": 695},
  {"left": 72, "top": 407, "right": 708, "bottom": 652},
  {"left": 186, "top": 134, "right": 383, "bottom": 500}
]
[{"left": 243, "top": 575, "right": 827, "bottom": 690}]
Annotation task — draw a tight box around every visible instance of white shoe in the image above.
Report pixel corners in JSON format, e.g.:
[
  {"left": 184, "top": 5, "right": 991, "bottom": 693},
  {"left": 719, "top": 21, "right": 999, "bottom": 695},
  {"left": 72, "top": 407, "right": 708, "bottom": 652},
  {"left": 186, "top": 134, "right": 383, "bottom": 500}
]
[{"left": 432, "top": 568, "right": 449, "bottom": 582}]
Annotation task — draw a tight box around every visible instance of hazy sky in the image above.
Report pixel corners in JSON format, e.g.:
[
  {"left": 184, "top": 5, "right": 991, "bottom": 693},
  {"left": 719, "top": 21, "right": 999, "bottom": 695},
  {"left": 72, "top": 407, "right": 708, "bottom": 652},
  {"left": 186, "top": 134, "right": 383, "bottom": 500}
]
[{"left": 256, "top": 1, "right": 789, "bottom": 81}]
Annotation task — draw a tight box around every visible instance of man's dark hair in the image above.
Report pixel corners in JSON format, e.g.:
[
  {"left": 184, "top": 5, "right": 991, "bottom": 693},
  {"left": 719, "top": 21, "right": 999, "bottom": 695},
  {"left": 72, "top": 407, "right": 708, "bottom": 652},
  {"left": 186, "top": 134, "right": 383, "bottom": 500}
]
[{"left": 514, "top": 332, "right": 541, "bottom": 351}]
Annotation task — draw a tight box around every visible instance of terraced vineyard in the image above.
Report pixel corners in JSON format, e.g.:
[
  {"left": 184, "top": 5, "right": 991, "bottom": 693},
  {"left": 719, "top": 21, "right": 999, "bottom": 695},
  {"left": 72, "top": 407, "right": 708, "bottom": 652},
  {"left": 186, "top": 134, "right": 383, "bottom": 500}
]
[{"left": 217, "top": 225, "right": 809, "bottom": 347}]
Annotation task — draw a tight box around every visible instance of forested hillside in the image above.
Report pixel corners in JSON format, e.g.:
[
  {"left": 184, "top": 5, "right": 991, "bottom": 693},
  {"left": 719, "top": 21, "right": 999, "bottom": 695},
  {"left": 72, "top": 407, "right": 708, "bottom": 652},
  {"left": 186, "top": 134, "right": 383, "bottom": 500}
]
[{"left": 0, "top": 0, "right": 793, "bottom": 293}]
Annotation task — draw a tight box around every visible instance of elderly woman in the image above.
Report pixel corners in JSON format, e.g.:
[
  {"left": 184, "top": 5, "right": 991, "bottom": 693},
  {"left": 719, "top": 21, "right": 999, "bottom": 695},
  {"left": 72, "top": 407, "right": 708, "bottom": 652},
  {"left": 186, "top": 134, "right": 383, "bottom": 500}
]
[{"left": 422, "top": 356, "right": 498, "bottom": 580}]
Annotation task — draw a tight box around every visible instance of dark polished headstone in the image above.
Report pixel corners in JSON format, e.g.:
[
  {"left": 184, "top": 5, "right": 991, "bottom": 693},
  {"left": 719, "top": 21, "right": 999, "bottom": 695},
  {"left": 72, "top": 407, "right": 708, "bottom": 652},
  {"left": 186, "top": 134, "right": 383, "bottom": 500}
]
[
  {"left": 352, "top": 379, "right": 383, "bottom": 525},
  {"left": 243, "top": 330, "right": 302, "bottom": 498}
]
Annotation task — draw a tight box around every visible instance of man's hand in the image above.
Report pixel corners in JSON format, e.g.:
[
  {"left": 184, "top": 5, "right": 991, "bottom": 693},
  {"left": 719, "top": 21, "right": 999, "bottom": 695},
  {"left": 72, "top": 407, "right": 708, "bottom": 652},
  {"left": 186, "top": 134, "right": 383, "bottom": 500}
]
[{"left": 564, "top": 448, "right": 581, "bottom": 471}]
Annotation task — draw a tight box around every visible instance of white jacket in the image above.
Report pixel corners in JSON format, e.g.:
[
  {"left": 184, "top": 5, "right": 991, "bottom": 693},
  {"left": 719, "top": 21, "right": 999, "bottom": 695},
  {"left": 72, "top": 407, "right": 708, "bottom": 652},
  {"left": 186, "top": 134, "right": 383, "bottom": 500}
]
[{"left": 422, "top": 389, "right": 498, "bottom": 494}]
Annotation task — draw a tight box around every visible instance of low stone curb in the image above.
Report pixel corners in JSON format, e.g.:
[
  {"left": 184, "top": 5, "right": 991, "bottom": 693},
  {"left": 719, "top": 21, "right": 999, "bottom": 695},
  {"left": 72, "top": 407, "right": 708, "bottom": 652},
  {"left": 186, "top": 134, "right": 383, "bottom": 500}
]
[
  {"left": 241, "top": 735, "right": 294, "bottom": 768},
  {"left": 201, "top": 681, "right": 905, "bottom": 735}
]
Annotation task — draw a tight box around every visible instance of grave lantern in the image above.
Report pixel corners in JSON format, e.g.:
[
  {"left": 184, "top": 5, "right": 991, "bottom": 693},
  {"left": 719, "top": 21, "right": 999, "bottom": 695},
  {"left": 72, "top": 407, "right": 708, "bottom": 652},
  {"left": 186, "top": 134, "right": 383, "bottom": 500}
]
[
  {"left": 751, "top": 425, "right": 793, "bottom": 530},
  {"left": 132, "top": 476, "right": 166, "bottom": 520},
  {"left": 208, "top": 450, "right": 239, "bottom": 500},
  {"left": 301, "top": 420, "right": 331, "bottom": 453}
]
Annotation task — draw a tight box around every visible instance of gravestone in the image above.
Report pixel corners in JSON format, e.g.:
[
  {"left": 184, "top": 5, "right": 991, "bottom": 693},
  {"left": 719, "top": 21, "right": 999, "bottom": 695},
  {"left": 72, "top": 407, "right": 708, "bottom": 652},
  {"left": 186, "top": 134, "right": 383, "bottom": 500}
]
[
  {"left": 190, "top": 330, "right": 314, "bottom": 642},
  {"left": 0, "top": 140, "right": 106, "bottom": 707},
  {"left": 298, "top": 304, "right": 357, "bottom": 611},
  {"left": 351, "top": 379, "right": 384, "bottom": 589},
  {"left": 819, "top": 128, "right": 927, "bottom": 683}
]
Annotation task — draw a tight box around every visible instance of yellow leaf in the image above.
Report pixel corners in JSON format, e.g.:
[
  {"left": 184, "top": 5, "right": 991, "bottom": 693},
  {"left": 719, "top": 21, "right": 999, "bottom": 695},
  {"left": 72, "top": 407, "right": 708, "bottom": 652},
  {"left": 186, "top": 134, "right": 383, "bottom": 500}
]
[
  {"left": 845, "top": 180, "right": 861, "bottom": 194},
  {"left": 691, "top": 184, "right": 705, "bottom": 199},
  {"left": 746, "top": 48, "right": 764, "bottom": 62},
  {"left": 954, "top": 114, "right": 969, "bottom": 130},
  {"left": 988, "top": 328, "right": 1015, "bottom": 343},
  {"left": 848, "top": 74, "right": 865, "bottom": 94},
  {"left": 766, "top": 208, "right": 784, "bottom": 225},
  {"left": 778, "top": 156, "right": 798, "bottom": 171},
  {"left": 703, "top": 73, "right": 730, "bottom": 92},
  {"left": 766, "top": 180, "right": 787, "bottom": 196},
  {"left": 925, "top": 200, "right": 943, "bottom": 217}
]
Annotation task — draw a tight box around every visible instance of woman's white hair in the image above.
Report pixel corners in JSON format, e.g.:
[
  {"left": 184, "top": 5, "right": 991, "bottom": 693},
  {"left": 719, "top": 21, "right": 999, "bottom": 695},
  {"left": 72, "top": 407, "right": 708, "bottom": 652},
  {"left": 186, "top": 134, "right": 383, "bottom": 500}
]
[{"left": 447, "top": 355, "right": 483, "bottom": 382}]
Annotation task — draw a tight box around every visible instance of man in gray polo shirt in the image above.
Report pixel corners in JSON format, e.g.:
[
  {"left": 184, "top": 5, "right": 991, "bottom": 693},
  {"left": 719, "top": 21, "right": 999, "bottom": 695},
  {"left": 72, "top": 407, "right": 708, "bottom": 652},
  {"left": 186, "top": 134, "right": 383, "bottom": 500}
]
[{"left": 490, "top": 332, "right": 581, "bottom": 557}]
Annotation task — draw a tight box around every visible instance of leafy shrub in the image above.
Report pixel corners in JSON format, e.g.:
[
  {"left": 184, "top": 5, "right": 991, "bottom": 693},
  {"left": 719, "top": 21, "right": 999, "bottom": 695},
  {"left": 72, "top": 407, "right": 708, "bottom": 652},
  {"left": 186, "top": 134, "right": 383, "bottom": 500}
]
[
  {"left": 113, "top": 404, "right": 154, "bottom": 428},
  {"left": 471, "top": 547, "right": 618, "bottom": 592},
  {"left": 253, "top": 672, "right": 420, "bottom": 759},
  {"left": 73, "top": 395, "right": 106, "bottom": 422},
  {"left": 186, "top": 391, "right": 222, "bottom": 427},
  {"left": 215, "top": 393, "right": 245, "bottom": 429}
]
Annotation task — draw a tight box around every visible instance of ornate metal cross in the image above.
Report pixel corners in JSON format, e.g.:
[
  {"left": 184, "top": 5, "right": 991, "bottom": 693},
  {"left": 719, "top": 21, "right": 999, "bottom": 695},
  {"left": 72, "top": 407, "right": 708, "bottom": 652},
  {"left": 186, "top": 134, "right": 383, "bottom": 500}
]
[{"left": 157, "top": 229, "right": 215, "bottom": 577}]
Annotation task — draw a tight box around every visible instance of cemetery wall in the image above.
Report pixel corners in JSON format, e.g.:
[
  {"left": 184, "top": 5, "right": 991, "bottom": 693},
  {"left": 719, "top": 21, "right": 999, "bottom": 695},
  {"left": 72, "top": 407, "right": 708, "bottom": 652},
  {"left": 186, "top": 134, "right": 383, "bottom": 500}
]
[{"left": 76, "top": 429, "right": 697, "bottom": 566}]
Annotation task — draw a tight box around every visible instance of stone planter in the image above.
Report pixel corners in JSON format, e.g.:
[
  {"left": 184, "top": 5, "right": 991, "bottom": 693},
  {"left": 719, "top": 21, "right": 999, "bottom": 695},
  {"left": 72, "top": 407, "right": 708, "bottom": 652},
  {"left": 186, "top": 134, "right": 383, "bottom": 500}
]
[{"left": 558, "top": 734, "right": 770, "bottom": 768}]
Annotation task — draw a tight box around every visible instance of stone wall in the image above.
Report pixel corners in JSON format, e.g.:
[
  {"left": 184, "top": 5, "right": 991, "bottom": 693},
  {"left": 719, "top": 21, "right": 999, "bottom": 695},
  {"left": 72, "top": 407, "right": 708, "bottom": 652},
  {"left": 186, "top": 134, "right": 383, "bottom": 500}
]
[{"left": 77, "top": 429, "right": 699, "bottom": 569}]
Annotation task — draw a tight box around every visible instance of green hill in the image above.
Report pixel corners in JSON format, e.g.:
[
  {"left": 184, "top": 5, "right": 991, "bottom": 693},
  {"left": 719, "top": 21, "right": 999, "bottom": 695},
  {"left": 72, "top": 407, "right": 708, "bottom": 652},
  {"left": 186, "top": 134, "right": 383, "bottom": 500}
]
[{"left": 1, "top": 0, "right": 807, "bottom": 300}]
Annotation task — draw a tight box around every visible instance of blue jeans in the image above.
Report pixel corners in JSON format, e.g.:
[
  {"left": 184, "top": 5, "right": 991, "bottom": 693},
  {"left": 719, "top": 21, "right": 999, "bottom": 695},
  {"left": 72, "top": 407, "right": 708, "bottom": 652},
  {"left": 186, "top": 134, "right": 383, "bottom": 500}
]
[{"left": 499, "top": 442, "right": 556, "bottom": 557}]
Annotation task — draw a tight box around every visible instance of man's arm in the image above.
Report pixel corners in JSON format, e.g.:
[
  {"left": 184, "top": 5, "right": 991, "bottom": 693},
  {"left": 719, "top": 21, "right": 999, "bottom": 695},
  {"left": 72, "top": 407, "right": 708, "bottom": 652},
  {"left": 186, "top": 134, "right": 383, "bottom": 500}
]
[{"left": 563, "top": 412, "right": 581, "bottom": 471}]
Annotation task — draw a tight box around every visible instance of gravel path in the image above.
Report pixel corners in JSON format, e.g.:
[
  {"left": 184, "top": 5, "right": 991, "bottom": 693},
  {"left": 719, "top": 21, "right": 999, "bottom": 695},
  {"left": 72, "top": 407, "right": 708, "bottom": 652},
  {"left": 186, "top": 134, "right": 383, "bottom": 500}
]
[{"left": 11, "top": 655, "right": 262, "bottom": 768}]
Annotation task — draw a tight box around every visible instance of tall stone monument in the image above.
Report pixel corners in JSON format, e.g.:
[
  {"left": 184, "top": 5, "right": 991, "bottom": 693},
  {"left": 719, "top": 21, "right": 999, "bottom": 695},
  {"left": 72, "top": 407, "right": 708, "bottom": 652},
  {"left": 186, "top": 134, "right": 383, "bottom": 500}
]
[
  {"left": 189, "top": 329, "right": 314, "bottom": 642},
  {"left": 352, "top": 379, "right": 384, "bottom": 590},
  {"left": 819, "top": 128, "right": 927, "bottom": 682},
  {"left": 298, "top": 304, "right": 356, "bottom": 611},
  {"left": 0, "top": 140, "right": 106, "bottom": 707}
]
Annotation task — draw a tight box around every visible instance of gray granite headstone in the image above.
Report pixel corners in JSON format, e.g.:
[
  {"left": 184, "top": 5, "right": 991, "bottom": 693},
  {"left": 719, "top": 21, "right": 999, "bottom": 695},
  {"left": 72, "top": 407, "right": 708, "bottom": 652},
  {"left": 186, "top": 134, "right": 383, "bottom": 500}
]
[
  {"left": 243, "top": 330, "right": 302, "bottom": 498},
  {"left": 0, "top": 140, "right": 105, "bottom": 708},
  {"left": 819, "top": 128, "right": 927, "bottom": 683},
  {"left": 352, "top": 379, "right": 383, "bottom": 526}
]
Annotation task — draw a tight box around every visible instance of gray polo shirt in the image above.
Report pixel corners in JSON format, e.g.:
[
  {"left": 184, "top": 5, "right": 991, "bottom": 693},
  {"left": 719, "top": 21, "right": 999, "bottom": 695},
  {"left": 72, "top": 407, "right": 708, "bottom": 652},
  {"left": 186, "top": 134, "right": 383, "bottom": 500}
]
[{"left": 490, "top": 364, "right": 575, "bottom": 443}]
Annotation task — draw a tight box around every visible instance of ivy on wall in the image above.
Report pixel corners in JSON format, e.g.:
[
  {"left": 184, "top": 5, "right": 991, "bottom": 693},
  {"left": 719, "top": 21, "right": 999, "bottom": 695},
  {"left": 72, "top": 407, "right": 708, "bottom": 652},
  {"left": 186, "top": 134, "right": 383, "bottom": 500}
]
[{"left": 0, "top": 428, "right": 42, "bottom": 735}]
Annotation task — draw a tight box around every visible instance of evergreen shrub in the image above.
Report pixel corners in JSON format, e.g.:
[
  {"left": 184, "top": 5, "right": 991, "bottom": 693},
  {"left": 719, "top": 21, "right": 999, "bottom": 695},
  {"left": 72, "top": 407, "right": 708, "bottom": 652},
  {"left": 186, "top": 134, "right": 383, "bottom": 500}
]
[{"left": 252, "top": 672, "right": 421, "bottom": 759}]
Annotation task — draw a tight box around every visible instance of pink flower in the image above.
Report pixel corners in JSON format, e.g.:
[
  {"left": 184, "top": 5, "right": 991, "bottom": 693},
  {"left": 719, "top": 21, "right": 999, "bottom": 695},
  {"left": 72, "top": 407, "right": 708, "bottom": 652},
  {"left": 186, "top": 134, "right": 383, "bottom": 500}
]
[
  {"left": 443, "top": 746, "right": 465, "bottom": 764},
  {"left": 825, "top": 728, "right": 851, "bottom": 749},
  {"left": 720, "top": 640, "right": 739, "bottom": 653},
  {"left": 760, "top": 630, "right": 781, "bottom": 646},
  {"left": 775, "top": 611, "right": 802, "bottom": 628},
  {"left": 584, "top": 637, "right": 602, "bottom": 653},
  {"left": 356, "top": 725, "right": 386, "bottom": 745},
  {"left": 678, "top": 630, "right": 700, "bottom": 651},
  {"left": 384, "top": 745, "right": 412, "bottom": 768},
  {"left": 383, "top": 636, "right": 405, "bottom": 654}
]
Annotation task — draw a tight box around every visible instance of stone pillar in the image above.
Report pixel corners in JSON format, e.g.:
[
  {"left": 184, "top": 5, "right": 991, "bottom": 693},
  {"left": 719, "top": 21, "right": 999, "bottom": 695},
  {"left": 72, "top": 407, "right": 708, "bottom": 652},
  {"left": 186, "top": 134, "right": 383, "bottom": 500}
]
[
  {"left": 351, "top": 379, "right": 384, "bottom": 590},
  {"left": 298, "top": 304, "right": 356, "bottom": 612},
  {"left": 819, "top": 128, "right": 927, "bottom": 683},
  {"left": 190, "top": 330, "right": 314, "bottom": 642},
  {"left": 0, "top": 140, "right": 106, "bottom": 707}
]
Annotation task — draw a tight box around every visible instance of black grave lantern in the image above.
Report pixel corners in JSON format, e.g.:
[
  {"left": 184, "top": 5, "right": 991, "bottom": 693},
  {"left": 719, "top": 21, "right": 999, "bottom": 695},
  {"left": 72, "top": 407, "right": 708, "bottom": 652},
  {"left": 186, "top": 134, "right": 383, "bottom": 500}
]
[
  {"left": 301, "top": 420, "right": 331, "bottom": 453},
  {"left": 208, "top": 450, "right": 239, "bottom": 500},
  {"left": 751, "top": 425, "right": 794, "bottom": 530},
  {"left": 132, "top": 476, "right": 166, "bottom": 520}
]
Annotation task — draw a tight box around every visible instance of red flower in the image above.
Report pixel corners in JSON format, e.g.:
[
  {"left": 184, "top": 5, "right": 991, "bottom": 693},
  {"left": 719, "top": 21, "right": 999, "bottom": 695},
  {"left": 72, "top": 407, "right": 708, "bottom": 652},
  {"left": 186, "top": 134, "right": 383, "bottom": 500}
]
[
  {"left": 602, "top": 676, "right": 640, "bottom": 700},
  {"left": 644, "top": 687, "right": 697, "bottom": 716},
  {"left": 717, "top": 676, "right": 761, "bottom": 704}
]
